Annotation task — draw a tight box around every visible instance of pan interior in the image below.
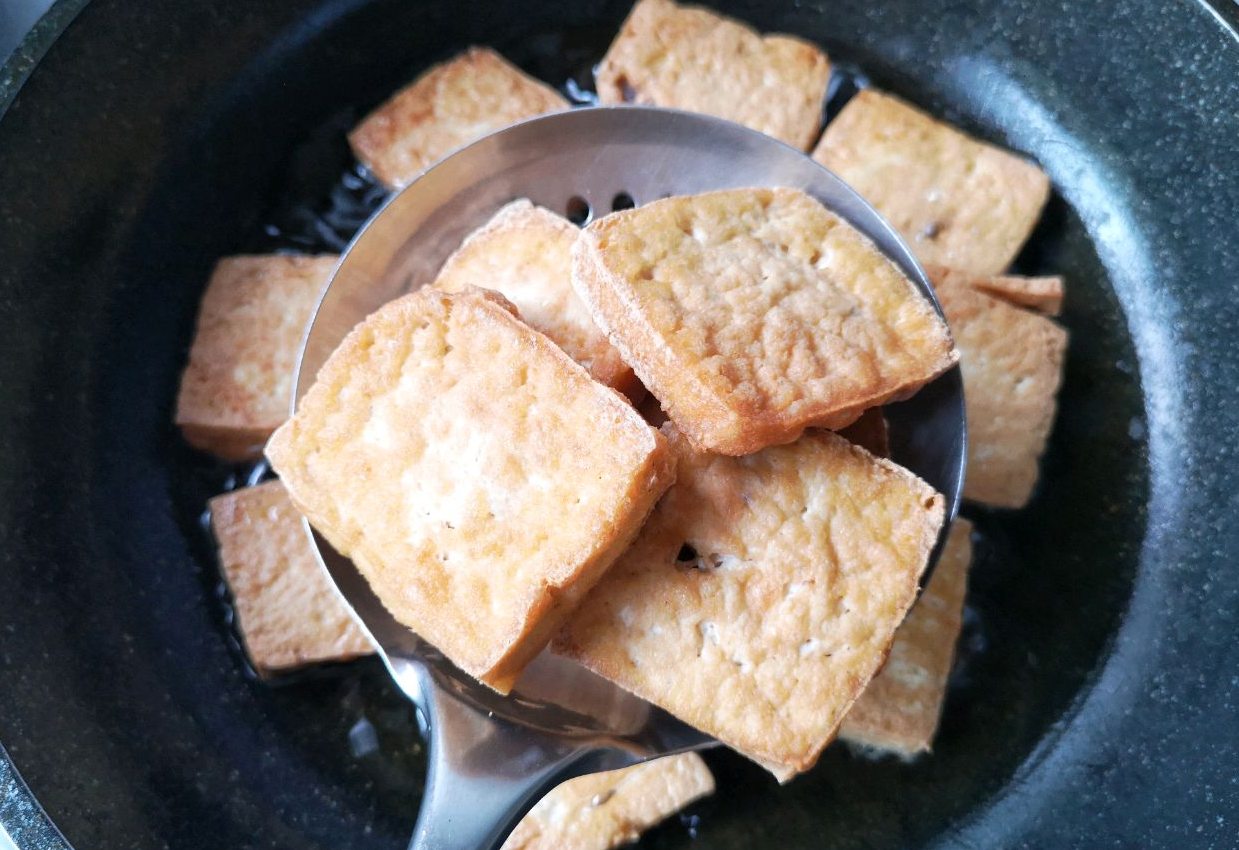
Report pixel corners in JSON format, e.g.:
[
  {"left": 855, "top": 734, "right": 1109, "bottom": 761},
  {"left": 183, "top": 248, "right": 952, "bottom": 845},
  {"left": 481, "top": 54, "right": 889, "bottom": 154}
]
[
  {"left": 168, "top": 24, "right": 1146, "bottom": 848},
  {"left": 5, "top": 0, "right": 1211, "bottom": 847}
]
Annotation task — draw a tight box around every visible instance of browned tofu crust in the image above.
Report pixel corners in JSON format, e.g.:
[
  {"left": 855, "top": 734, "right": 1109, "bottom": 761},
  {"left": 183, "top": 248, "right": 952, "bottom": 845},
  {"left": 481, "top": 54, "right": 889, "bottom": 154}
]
[
  {"left": 555, "top": 427, "right": 944, "bottom": 780},
  {"left": 571, "top": 187, "right": 957, "bottom": 455},
  {"left": 814, "top": 89, "right": 1050, "bottom": 276},
  {"left": 596, "top": 0, "right": 831, "bottom": 150},
  {"left": 501, "top": 753, "right": 713, "bottom": 850},
  {"left": 433, "top": 200, "right": 641, "bottom": 399},
  {"left": 349, "top": 47, "right": 568, "bottom": 189},
  {"left": 176, "top": 254, "right": 337, "bottom": 461},
  {"left": 971, "top": 273, "right": 1065, "bottom": 316},
  {"left": 930, "top": 267, "right": 1068, "bottom": 508},
  {"left": 209, "top": 481, "right": 372, "bottom": 675},
  {"left": 839, "top": 518, "right": 972, "bottom": 755},
  {"left": 266, "top": 287, "right": 675, "bottom": 693}
]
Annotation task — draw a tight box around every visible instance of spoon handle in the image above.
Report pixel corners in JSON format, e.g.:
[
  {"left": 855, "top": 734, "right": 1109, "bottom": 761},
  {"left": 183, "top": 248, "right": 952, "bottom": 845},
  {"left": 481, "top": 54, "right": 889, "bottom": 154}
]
[{"left": 406, "top": 666, "right": 641, "bottom": 850}]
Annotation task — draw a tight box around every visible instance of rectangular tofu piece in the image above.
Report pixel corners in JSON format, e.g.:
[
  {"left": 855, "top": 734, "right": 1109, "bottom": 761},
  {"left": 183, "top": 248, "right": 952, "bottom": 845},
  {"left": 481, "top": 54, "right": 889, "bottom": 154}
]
[
  {"left": 349, "top": 47, "right": 569, "bottom": 189},
  {"left": 572, "top": 187, "right": 958, "bottom": 455},
  {"left": 970, "top": 273, "right": 1064, "bottom": 316},
  {"left": 433, "top": 200, "right": 640, "bottom": 398},
  {"left": 839, "top": 518, "right": 972, "bottom": 755},
  {"left": 501, "top": 753, "right": 713, "bottom": 850},
  {"left": 176, "top": 254, "right": 337, "bottom": 461},
  {"left": 265, "top": 287, "right": 675, "bottom": 693},
  {"left": 208, "top": 481, "right": 373, "bottom": 676},
  {"left": 930, "top": 267, "right": 1068, "bottom": 508},
  {"left": 596, "top": 0, "right": 831, "bottom": 150},
  {"left": 555, "top": 427, "right": 945, "bottom": 780},
  {"left": 814, "top": 89, "right": 1050, "bottom": 276}
]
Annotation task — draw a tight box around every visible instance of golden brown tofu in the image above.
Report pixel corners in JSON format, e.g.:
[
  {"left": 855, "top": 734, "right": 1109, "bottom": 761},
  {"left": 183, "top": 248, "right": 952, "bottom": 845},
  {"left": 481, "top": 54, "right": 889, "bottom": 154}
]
[
  {"left": 349, "top": 47, "right": 568, "bottom": 189},
  {"left": 571, "top": 187, "right": 957, "bottom": 455},
  {"left": 501, "top": 753, "right": 713, "bottom": 850},
  {"left": 971, "top": 273, "right": 1065, "bottom": 316},
  {"left": 433, "top": 200, "right": 640, "bottom": 399},
  {"left": 555, "top": 427, "right": 944, "bottom": 780},
  {"left": 814, "top": 89, "right": 1050, "bottom": 276},
  {"left": 208, "top": 481, "right": 372, "bottom": 675},
  {"left": 265, "top": 287, "right": 675, "bottom": 693},
  {"left": 596, "top": 0, "right": 831, "bottom": 150},
  {"left": 176, "top": 254, "right": 336, "bottom": 462},
  {"left": 839, "top": 518, "right": 972, "bottom": 755},
  {"left": 930, "top": 267, "right": 1068, "bottom": 508}
]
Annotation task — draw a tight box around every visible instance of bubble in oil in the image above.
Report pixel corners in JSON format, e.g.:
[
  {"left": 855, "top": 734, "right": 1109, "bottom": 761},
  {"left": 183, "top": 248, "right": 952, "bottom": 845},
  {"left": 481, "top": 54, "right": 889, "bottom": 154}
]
[{"left": 349, "top": 717, "right": 381, "bottom": 758}]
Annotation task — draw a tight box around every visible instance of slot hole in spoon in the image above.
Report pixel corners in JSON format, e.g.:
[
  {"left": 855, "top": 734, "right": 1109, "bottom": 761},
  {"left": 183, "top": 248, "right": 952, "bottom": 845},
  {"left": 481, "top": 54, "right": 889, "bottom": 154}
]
[
  {"left": 565, "top": 195, "right": 592, "bottom": 225},
  {"left": 611, "top": 192, "right": 636, "bottom": 211}
]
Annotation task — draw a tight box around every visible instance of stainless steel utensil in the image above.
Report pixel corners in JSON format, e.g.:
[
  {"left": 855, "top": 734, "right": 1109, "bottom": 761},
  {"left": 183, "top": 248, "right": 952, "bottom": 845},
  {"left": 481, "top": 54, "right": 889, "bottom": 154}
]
[{"left": 291, "top": 106, "right": 966, "bottom": 850}]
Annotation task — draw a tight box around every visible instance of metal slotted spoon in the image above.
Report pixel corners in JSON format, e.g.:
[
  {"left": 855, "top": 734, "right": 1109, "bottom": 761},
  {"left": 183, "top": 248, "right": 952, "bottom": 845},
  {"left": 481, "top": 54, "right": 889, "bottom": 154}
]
[{"left": 291, "top": 106, "right": 966, "bottom": 850}]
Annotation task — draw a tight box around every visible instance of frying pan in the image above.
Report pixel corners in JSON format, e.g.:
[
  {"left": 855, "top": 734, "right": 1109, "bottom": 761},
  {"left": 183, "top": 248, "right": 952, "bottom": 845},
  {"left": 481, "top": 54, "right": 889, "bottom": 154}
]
[{"left": 1, "top": 0, "right": 1237, "bottom": 848}]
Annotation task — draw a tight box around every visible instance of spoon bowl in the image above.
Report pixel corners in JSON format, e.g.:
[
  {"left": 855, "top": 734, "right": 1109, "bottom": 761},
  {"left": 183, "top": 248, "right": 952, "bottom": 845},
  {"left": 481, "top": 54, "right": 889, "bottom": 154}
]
[{"left": 291, "top": 106, "right": 967, "bottom": 850}]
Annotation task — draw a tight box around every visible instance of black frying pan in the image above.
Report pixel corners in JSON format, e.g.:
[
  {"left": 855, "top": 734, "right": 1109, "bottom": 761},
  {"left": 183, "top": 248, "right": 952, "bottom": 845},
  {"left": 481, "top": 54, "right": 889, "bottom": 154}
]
[{"left": 1, "top": 1, "right": 1237, "bottom": 848}]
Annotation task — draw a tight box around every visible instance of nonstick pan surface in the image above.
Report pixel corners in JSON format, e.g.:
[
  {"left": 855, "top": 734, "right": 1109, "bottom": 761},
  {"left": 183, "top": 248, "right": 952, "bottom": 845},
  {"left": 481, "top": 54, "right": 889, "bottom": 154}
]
[{"left": 1, "top": 1, "right": 1237, "bottom": 848}]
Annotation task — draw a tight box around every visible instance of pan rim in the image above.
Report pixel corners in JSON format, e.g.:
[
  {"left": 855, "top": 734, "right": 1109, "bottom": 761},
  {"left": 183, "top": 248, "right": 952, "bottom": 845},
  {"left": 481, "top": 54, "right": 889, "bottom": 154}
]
[
  {"left": 0, "top": 0, "right": 88, "bottom": 121},
  {"left": 0, "top": 743, "right": 70, "bottom": 850}
]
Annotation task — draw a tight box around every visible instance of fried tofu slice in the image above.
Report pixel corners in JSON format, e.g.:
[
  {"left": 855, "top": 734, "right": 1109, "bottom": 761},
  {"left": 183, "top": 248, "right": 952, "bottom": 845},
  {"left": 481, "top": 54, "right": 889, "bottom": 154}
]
[
  {"left": 433, "top": 200, "right": 640, "bottom": 399},
  {"left": 265, "top": 287, "right": 675, "bottom": 693},
  {"left": 501, "top": 753, "right": 713, "bottom": 850},
  {"left": 208, "top": 481, "right": 372, "bottom": 675},
  {"left": 571, "top": 187, "right": 958, "bottom": 455},
  {"left": 970, "top": 273, "right": 1064, "bottom": 316},
  {"left": 839, "top": 518, "right": 972, "bottom": 756},
  {"left": 176, "top": 254, "right": 336, "bottom": 462},
  {"left": 595, "top": 0, "right": 831, "bottom": 150},
  {"left": 930, "top": 267, "right": 1068, "bottom": 508},
  {"left": 349, "top": 47, "right": 568, "bottom": 189},
  {"left": 814, "top": 90, "right": 1050, "bottom": 276},
  {"left": 555, "top": 427, "right": 945, "bottom": 780}
]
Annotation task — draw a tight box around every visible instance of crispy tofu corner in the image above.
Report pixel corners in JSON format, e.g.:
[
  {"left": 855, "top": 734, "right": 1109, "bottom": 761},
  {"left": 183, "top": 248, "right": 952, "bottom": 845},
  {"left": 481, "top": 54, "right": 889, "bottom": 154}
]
[
  {"left": 501, "top": 753, "right": 713, "bottom": 850},
  {"left": 176, "top": 254, "right": 337, "bottom": 462},
  {"left": 839, "top": 517, "right": 972, "bottom": 755},
  {"left": 555, "top": 427, "right": 944, "bottom": 779},
  {"left": 815, "top": 89, "right": 1049, "bottom": 276},
  {"left": 265, "top": 287, "right": 675, "bottom": 692},
  {"left": 597, "top": 0, "right": 831, "bottom": 150},
  {"left": 571, "top": 187, "right": 957, "bottom": 455},
  {"left": 349, "top": 47, "right": 568, "bottom": 189},
  {"left": 209, "top": 480, "right": 372, "bottom": 675}
]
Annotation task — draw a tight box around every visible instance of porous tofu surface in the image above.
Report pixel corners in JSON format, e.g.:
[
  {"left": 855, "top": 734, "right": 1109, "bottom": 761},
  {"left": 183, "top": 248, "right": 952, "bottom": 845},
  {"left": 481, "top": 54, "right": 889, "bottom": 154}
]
[
  {"left": 349, "top": 47, "right": 568, "bottom": 189},
  {"left": 571, "top": 187, "right": 957, "bottom": 455},
  {"left": 555, "top": 427, "right": 944, "bottom": 779},
  {"left": 434, "top": 200, "right": 638, "bottom": 397},
  {"left": 814, "top": 89, "right": 1050, "bottom": 276},
  {"left": 596, "top": 0, "right": 831, "bottom": 150},
  {"left": 209, "top": 480, "right": 372, "bottom": 675},
  {"left": 266, "top": 287, "right": 675, "bottom": 692},
  {"left": 839, "top": 518, "right": 972, "bottom": 755},
  {"left": 501, "top": 753, "right": 713, "bottom": 850},
  {"left": 930, "top": 267, "right": 1068, "bottom": 508},
  {"left": 176, "top": 254, "right": 337, "bottom": 461}
]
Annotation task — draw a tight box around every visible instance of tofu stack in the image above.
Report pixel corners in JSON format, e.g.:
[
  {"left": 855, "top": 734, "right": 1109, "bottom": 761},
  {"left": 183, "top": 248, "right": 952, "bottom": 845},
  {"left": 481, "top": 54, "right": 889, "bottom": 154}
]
[
  {"left": 175, "top": 0, "right": 1071, "bottom": 842},
  {"left": 557, "top": 186, "right": 952, "bottom": 779}
]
